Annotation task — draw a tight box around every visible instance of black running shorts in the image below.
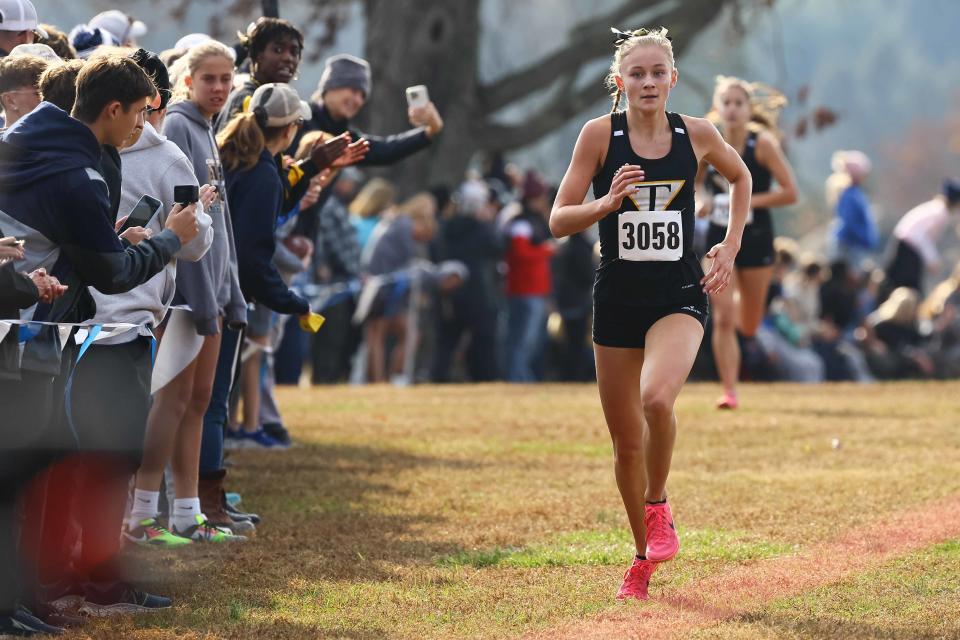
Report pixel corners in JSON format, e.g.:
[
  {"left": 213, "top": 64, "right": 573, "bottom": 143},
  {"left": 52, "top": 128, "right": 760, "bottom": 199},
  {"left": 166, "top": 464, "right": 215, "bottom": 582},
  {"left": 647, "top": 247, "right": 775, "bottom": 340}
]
[
  {"left": 707, "top": 222, "right": 774, "bottom": 269},
  {"left": 593, "top": 298, "right": 709, "bottom": 349}
]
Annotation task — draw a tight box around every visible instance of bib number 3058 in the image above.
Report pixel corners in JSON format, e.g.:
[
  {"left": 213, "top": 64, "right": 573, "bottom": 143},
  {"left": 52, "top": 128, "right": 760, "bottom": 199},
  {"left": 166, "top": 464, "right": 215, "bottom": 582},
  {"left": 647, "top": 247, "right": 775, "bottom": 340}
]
[{"left": 619, "top": 210, "right": 683, "bottom": 261}]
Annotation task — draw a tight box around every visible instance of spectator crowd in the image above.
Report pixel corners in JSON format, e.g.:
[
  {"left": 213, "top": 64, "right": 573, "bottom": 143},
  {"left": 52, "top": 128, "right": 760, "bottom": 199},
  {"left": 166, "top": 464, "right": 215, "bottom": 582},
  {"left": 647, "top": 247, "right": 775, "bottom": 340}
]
[{"left": 0, "top": 1, "right": 958, "bottom": 635}]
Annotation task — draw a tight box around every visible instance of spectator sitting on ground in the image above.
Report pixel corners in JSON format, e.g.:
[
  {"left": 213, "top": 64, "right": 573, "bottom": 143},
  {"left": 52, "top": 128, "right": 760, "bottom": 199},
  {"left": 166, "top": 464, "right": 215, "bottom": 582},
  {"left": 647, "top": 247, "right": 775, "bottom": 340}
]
[
  {"left": 758, "top": 251, "right": 827, "bottom": 383},
  {"left": 860, "top": 287, "right": 933, "bottom": 379},
  {"left": 921, "top": 263, "right": 960, "bottom": 378}
]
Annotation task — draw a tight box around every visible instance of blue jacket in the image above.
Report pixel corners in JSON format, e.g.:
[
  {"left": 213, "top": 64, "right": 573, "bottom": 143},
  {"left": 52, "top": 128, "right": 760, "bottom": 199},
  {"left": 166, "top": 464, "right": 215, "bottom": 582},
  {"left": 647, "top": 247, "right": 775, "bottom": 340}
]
[
  {"left": 0, "top": 103, "right": 181, "bottom": 328},
  {"left": 226, "top": 150, "right": 309, "bottom": 315},
  {"left": 833, "top": 185, "right": 879, "bottom": 251}
]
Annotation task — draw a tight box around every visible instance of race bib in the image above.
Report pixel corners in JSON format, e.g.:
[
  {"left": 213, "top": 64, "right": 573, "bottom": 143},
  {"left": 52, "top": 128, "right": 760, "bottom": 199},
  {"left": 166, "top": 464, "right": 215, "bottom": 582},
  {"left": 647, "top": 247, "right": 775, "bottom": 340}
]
[
  {"left": 709, "top": 193, "right": 753, "bottom": 227},
  {"left": 618, "top": 210, "right": 683, "bottom": 262}
]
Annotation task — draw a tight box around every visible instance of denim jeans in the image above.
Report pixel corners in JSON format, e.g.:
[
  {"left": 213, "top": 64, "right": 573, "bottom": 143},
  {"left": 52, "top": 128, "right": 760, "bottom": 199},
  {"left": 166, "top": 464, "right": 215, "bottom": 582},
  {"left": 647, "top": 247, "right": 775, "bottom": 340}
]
[
  {"left": 199, "top": 326, "right": 241, "bottom": 473},
  {"left": 505, "top": 295, "right": 548, "bottom": 383}
]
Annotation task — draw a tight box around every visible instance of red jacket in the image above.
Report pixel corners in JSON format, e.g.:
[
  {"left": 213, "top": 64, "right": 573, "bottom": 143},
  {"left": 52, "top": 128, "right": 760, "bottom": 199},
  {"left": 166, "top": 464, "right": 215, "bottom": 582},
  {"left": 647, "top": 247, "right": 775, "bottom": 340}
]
[{"left": 506, "top": 214, "right": 553, "bottom": 296}]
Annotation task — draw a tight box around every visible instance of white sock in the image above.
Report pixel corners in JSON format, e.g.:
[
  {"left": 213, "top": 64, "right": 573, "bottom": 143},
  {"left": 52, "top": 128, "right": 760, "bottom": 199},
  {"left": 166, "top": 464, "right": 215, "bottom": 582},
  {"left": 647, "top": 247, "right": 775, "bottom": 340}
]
[
  {"left": 128, "top": 490, "right": 159, "bottom": 527},
  {"left": 172, "top": 497, "right": 203, "bottom": 532}
]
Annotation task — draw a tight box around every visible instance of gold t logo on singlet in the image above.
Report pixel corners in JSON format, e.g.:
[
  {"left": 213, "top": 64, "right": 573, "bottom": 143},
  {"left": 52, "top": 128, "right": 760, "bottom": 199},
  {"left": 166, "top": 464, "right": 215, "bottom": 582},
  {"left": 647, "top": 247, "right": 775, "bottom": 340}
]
[
  {"left": 619, "top": 179, "right": 686, "bottom": 262},
  {"left": 626, "top": 180, "right": 685, "bottom": 212}
]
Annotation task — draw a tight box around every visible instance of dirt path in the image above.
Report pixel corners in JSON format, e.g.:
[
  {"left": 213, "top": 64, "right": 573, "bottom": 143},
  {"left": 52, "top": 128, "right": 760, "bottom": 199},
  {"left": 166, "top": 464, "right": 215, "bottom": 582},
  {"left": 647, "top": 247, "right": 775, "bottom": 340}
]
[{"left": 526, "top": 493, "right": 960, "bottom": 640}]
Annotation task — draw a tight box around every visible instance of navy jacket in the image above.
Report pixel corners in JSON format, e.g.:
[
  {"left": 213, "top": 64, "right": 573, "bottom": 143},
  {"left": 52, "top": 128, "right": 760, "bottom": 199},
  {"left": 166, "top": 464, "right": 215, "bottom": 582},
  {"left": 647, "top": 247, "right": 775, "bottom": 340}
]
[
  {"left": 226, "top": 150, "right": 309, "bottom": 315},
  {"left": 0, "top": 103, "right": 181, "bottom": 327}
]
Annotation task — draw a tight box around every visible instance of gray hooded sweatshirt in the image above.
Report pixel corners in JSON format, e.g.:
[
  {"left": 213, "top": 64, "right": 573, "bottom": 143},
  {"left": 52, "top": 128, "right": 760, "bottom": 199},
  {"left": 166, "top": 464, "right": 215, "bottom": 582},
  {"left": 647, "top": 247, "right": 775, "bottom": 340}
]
[
  {"left": 163, "top": 100, "right": 247, "bottom": 335},
  {"left": 89, "top": 121, "right": 214, "bottom": 343}
]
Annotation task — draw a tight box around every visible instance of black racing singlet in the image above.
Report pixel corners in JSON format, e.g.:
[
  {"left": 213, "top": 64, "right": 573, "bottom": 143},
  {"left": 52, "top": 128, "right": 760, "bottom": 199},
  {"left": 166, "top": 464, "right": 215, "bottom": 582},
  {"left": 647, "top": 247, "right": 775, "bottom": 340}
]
[
  {"left": 706, "top": 130, "right": 773, "bottom": 244},
  {"left": 592, "top": 111, "right": 705, "bottom": 307}
]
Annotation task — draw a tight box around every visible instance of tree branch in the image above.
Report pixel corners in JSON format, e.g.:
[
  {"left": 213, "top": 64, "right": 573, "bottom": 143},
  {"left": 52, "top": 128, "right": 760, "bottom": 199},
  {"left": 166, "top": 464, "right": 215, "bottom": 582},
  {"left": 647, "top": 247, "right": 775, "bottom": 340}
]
[
  {"left": 477, "top": 0, "right": 729, "bottom": 151},
  {"left": 477, "top": 78, "right": 606, "bottom": 152},
  {"left": 478, "top": 0, "right": 725, "bottom": 116}
]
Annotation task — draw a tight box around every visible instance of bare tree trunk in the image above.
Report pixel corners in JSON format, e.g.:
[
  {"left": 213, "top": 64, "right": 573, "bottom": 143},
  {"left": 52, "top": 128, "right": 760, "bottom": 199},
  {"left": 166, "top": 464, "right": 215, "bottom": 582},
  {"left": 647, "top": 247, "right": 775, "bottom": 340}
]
[
  {"left": 262, "top": 0, "right": 279, "bottom": 18},
  {"left": 362, "top": 0, "right": 481, "bottom": 193}
]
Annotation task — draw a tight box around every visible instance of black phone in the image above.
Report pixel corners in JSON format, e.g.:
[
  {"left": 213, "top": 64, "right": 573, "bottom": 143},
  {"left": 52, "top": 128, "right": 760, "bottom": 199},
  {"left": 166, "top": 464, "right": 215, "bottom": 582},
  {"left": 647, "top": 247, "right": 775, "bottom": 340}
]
[
  {"left": 174, "top": 184, "right": 199, "bottom": 205},
  {"left": 118, "top": 194, "right": 162, "bottom": 233}
]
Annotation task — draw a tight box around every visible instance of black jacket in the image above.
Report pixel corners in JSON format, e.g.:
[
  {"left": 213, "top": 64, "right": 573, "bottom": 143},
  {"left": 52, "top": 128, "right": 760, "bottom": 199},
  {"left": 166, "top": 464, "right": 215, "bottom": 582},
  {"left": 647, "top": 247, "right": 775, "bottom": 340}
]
[
  {"left": 291, "top": 101, "right": 432, "bottom": 239},
  {"left": 434, "top": 215, "right": 503, "bottom": 317}
]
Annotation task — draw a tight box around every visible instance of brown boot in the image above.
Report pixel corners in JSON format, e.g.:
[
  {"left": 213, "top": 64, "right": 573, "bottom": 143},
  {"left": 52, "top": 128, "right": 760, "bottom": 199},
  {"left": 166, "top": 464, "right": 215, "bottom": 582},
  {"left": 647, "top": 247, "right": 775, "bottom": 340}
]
[{"left": 198, "top": 469, "right": 255, "bottom": 535}]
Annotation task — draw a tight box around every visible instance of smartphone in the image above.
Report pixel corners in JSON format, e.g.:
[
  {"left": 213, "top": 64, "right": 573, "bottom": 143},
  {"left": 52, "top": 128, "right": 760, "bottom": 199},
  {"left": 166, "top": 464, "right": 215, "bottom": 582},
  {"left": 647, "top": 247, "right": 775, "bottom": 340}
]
[
  {"left": 174, "top": 184, "right": 199, "bottom": 205},
  {"left": 119, "top": 194, "right": 162, "bottom": 233},
  {"left": 405, "top": 85, "right": 429, "bottom": 109}
]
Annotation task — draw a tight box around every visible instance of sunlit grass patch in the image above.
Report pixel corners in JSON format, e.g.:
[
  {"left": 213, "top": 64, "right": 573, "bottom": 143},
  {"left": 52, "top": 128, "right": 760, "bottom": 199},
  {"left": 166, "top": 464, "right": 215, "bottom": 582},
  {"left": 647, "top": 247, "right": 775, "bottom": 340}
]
[{"left": 437, "top": 527, "right": 792, "bottom": 569}]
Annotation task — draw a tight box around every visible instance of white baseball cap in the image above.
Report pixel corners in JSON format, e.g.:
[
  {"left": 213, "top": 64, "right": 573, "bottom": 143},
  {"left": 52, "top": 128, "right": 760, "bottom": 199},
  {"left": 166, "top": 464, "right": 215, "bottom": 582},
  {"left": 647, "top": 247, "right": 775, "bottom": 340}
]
[
  {"left": 89, "top": 9, "right": 146, "bottom": 45},
  {"left": 9, "top": 42, "right": 60, "bottom": 62},
  {"left": 250, "top": 83, "right": 312, "bottom": 128},
  {"left": 174, "top": 33, "right": 212, "bottom": 51},
  {"left": 0, "top": 0, "right": 48, "bottom": 38}
]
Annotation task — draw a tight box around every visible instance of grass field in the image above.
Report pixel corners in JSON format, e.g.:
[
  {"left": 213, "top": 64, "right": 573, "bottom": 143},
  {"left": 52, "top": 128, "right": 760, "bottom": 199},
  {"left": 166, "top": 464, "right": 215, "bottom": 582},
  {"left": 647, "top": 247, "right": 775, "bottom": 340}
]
[{"left": 74, "top": 382, "right": 960, "bottom": 639}]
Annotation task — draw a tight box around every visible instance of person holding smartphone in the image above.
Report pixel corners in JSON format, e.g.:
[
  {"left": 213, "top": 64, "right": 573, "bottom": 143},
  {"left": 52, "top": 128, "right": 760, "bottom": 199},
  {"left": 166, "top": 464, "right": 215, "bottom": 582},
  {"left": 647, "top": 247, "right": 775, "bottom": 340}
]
[
  {"left": 288, "top": 53, "right": 443, "bottom": 242},
  {"left": 0, "top": 54, "right": 200, "bottom": 622},
  {"left": 43, "top": 49, "right": 215, "bottom": 615}
]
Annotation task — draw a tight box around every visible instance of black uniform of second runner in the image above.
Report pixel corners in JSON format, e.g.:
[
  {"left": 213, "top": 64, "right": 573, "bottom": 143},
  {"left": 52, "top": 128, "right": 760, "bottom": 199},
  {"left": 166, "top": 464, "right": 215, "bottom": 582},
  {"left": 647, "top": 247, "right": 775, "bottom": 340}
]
[{"left": 704, "top": 130, "right": 773, "bottom": 268}]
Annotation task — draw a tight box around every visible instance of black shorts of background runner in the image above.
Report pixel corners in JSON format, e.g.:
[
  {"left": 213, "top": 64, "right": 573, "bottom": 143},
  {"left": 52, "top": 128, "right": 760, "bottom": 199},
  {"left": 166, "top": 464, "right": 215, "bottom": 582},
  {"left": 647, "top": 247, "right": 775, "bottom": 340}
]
[{"left": 706, "top": 219, "right": 774, "bottom": 268}]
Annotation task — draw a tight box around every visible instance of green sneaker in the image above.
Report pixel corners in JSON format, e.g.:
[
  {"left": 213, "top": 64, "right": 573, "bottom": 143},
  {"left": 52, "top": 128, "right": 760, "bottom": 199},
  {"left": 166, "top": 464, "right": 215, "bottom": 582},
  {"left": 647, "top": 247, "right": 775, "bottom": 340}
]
[
  {"left": 172, "top": 515, "right": 247, "bottom": 542},
  {"left": 123, "top": 518, "right": 193, "bottom": 548}
]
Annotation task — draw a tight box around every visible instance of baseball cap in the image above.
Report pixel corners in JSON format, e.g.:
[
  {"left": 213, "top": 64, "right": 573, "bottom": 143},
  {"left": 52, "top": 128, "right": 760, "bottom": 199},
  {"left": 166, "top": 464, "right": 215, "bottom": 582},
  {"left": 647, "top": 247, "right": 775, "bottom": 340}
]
[
  {"left": 250, "top": 83, "right": 311, "bottom": 127},
  {"left": 174, "top": 33, "right": 212, "bottom": 51},
  {"left": 89, "top": 10, "right": 146, "bottom": 45},
  {"left": 0, "top": 0, "right": 48, "bottom": 38},
  {"left": 8, "top": 42, "right": 59, "bottom": 62}
]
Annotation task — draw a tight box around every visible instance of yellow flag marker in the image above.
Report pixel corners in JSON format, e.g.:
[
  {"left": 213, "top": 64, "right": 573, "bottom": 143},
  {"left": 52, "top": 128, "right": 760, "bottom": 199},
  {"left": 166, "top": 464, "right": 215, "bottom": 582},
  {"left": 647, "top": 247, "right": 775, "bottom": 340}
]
[{"left": 299, "top": 312, "right": 326, "bottom": 333}]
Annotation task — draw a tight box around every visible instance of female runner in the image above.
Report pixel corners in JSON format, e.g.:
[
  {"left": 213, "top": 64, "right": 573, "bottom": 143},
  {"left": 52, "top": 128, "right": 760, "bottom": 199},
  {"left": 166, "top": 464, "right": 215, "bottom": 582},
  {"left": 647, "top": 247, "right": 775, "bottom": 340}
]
[
  {"left": 701, "top": 76, "right": 798, "bottom": 408},
  {"left": 550, "top": 27, "right": 752, "bottom": 600}
]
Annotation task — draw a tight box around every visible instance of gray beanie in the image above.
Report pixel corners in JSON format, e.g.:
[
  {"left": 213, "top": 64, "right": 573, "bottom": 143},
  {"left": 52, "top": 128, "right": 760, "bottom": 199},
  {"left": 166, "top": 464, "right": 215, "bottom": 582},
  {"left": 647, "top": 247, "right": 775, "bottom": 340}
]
[{"left": 318, "top": 54, "right": 371, "bottom": 97}]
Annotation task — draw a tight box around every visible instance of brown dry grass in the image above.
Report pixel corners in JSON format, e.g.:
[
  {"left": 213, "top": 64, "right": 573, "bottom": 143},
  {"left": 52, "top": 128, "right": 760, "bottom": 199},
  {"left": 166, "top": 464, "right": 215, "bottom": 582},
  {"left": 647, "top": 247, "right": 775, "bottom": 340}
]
[{"left": 66, "top": 382, "right": 960, "bottom": 639}]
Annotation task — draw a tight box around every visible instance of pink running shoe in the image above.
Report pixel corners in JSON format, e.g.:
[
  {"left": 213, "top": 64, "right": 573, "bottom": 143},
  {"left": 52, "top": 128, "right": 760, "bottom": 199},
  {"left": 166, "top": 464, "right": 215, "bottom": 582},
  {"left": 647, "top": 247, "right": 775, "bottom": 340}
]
[
  {"left": 716, "top": 391, "right": 738, "bottom": 409},
  {"left": 616, "top": 556, "right": 658, "bottom": 601},
  {"left": 645, "top": 500, "right": 679, "bottom": 562}
]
